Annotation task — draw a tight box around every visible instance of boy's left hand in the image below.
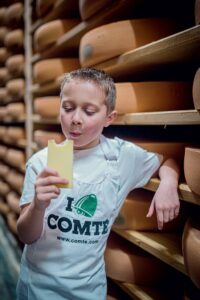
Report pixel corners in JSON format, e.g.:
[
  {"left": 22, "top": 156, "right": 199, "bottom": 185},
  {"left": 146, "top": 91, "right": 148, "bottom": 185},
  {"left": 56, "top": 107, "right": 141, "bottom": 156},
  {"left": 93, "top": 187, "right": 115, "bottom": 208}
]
[{"left": 146, "top": 179, "right": 180, "bottom": 230}]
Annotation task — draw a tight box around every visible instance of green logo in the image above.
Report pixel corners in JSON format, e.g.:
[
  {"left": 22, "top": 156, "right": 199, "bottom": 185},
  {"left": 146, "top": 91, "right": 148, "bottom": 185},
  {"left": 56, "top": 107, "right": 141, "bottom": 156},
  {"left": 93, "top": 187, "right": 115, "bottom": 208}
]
[{"left": 74, "top": 194, "right": 97, "bottom": 217}]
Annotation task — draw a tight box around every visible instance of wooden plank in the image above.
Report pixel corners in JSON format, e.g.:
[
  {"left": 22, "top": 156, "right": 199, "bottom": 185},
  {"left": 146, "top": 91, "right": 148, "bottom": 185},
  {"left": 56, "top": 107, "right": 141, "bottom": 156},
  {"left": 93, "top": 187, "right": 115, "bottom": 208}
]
[
  {"left": 145, "top": 178, "right": 200, "bottom": 205},
  {"left": 96, "top": 25, "right": 200, "bottom": 79},
  {"left": 32, "top": 114, "right": 60, "bottom": 124},
  {"left": 113, "top": 110, "right": 200, "bottom": 125},
  {"left": 112, "top": 228, "right": 186, "bottom": 275},
  {"left": 31, "top": 0, "right": 79, "bottom": 33},
  {"left": 31, "top": 75, "right": 64, "bottom": 95}
]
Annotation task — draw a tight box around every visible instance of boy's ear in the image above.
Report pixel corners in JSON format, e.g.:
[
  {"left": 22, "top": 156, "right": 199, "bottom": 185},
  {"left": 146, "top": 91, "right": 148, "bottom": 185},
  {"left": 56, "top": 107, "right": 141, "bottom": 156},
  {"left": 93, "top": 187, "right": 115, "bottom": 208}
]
[{"left": 104, "top": 110, "right": 118, "bottom": 127}]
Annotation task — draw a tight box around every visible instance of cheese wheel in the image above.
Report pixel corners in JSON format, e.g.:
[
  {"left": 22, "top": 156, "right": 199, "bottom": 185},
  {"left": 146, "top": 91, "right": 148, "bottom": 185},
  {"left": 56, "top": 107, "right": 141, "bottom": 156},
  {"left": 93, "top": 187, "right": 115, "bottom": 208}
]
[
  {"left": 0, "top": 181, "right": 10, "bottom": 196},
  {"left": 7, "top": 212, "right": 17, "bottom": 235},
  {"left": 4, "top": 29, "right": 24, "bottom": 49},
  {"left": 105, "top": 232, "right": 166, "bottom": 285},
  {"left": 184, "top": 147, "right": 200, "bottom": 195},
  {"left": 0, "top": 47, "right": 8, "bottom": 63},
  {"left": 34, "top": 96, "right": 60, "bottom": 118},
  {"left": 0, "top": 68, "right": 9, "bottom": 84},
  {"left": 36, "top": 0, "right": 55, "bottom": 17},
  {"left": 33, "top": 58, "right": 80, "bottom": 84},
  {"left": 34, "top": 130, "right": 64, "bottom": 148},
  {"left": 0, "top": 7, "right": 6, "bottom": 26},
  {"left": 6, "top": 191, "right": 20, "bottom": 214},
  {"left": 6, "top": 78, "right": 25, "bottom": 97},
  {"left": 116, "top": 82, "right": 193, "bottom": 114},
  {"left": 6, "top": 170, "right": 24, "bottom": 192},
  {"left": 0, "top": 163, "right": 10, "bottom": 178},
  {"left": 6, "top": 54, "right": 24, "bottom": 76},
  {"left": 0, "top": 88, "right": 7, "bottom": 102},
  {"left": 195, "top": 0, "right": 200, "bottom": 24},
  {"left": 113, "top": 189, "right": 185, "bottom": 231},
  {"left": 182, "top": 217, "right": 200, "bottom": 288},
  {"left": 0, "top": 26, "right": 8, "bottom": 45},
  {"left": 192, "top": 67, "right": 200, "bottom": 110},
  {"left": 0, "top": 145, "right": 7, "bottom": 157},
  {"left": 79, "top": 0, "right": 112, "bottom": 21},
  {"left": 80, "top": 19, "right": 179, "bottom": 67},
  {"left": 6, "top": 2, "right": 24, "bottom": 27},
  {"left": 7, "top": 102, "right": 25, "bottom": 118},
  {"left": 6, "top": 149, "right": 25, "bottom": 168},
  {"left": 0, "top": 106, "right": 8, "bottom": 118},
  {"left": 7, "top": 126, "right": 25, "bottom": 142},
  {"left": 34, "top": 19, "right": 79, "bottom": 52}
]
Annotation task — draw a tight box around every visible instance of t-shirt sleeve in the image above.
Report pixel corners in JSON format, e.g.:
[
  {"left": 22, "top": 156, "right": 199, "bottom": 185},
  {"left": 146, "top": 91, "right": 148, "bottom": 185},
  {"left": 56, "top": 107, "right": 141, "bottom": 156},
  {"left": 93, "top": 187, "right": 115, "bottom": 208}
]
[{"left": 118, "top": 140, "right": 163, "bottom": 195}]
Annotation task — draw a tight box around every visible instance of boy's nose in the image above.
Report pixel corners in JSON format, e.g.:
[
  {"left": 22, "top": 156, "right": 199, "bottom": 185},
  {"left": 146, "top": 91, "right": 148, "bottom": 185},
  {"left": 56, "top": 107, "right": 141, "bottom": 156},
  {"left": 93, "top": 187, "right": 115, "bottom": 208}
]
[{"left": 72, "top": 109, "right": 82, "bottom": 125}]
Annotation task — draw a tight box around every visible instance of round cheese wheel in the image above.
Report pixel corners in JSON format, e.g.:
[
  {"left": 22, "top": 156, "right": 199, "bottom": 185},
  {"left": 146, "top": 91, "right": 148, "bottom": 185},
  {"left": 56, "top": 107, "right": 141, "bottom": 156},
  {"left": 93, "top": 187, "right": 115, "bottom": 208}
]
[
  {"left": 0, "top": 87, "right": 7, "bottom": 102},
  {"left": 113, "top": 189, "right": 185, "bottom": 231},
  {"left": 0, "top": 67, "right": 9, "bottom": 84},
  {"left": 0, "top": 7, "right": 6, "bottom": 26},
  {"left": 7, "top": 212, "right": 17, "bottom": 235},
  {"left": 195, "top": 0, "right": 200, "bottom": 24},
  {"left": 80, "top": 19, "right": 178, "bottom": 67},
  {"left": 6, "top": 54, "right": 24, "bottom": 76},
  {"left": 0, "top": 47, "right": 8, "bottom": 63},
  {"left": 105, "top": 232, "right": 166, "bottom": 285},
  {"left": 34, "top": 96, "right": 60, "bottom": 118},
  {"left": 0, "top": 163, "right": 10, "bottom": 178},
  {"left": 6, "top": 149, "right": 25, "bottom": 168},
  {"left": 4, "top": 29, "right": 24, "bottom": 49},
  {"left": 192, "top": 67, "right": 200, "bottom": 110},
  {"left": 7, "top": 102, "right": 25, "bottom": 118},
  {"left": 0, "top": 181, "right": 10, "bottom": 196},
  {"left": 182, "top": 217, "right": 200, "bottom": 288},
  {"left": 6, "top": 2, "right": 24, "bottom": 27},
  {"left": 33, "top": 58, "right": 80, "bottom": 84},
  {"left": 36, "top": 0, "right": 55, "bottom": 17},
  {"left": 184, "top": 147, "right": 200, "bottom": 195},
  {"left": 7, "top": 126, "right": 25, "bottom": 142},
  {"left": 6, "top": 191, "right": 20, "bottom": 214},
  {"left": 6, "top": 78, "right": 25, "bottom": 97},
  {"left": 0, "top": 106, "right": 8, "bottom": 118},
  {"left": 34, "top": 19, "right": 79, "bottom": 52},
  {"left": 34, "top": 130, "right": 64, "bottom": 148},
  {"left": 79, "top": 0, "right": 112, "bottom": 21},
  {"left": 0, "top": 145, "right": 7, "bottom": 157},
  {"left": 0, "top": 26, "right": 8, "bottom": 45},
  {"left": 7, "top": 170, "right": 24, "bottom": 192},
  {"left": 115, "top": 81, "right": 193, "bottom": 114}
]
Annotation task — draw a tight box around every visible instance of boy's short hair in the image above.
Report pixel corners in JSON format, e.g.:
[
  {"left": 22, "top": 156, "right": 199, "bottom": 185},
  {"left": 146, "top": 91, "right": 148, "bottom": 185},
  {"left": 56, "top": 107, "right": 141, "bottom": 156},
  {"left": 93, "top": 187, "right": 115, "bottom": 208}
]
[{"left": 60, "top": 67, "right": 116, "bottom": 113}]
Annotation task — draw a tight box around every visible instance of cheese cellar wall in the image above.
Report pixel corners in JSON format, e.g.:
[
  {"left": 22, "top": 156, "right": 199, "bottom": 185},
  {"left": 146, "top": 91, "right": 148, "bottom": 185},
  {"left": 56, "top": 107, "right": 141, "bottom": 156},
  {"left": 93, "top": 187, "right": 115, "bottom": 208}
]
[{"left": 0, "top": 0, "right": 200, "bottom": 299}]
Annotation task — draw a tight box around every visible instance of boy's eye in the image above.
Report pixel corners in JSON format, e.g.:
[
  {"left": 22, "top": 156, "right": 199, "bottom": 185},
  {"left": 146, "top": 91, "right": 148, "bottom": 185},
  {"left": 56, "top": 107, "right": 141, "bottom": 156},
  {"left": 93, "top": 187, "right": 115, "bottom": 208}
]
[
  {"left": 85, "top": 110, "right": 96, "bottom": 115},
  {"left": 62, "top": 106, "right": 73, "bottom": 112}
]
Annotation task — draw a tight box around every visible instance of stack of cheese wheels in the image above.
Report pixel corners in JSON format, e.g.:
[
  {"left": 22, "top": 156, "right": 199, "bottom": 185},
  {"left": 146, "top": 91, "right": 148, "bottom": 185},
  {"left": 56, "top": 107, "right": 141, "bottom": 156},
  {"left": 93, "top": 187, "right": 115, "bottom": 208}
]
[
  {"left": 6, "top": 149, "right": 25, "bottom": 169},
  {"left": 115, "top": 81, "right": 193, "bottom": 114},
  {"left": 34, "top": 19, "right": 79, "bottom": 52},
  {"left": 182, "top": 216, "right": 200, "bottom": 289},
  {"left": 7, "top": 127, "right": 25, "bottom": 143},
  {"left": 0, "top": 27, "right": 8, "bottom": 45},
  {"left": 36, "top": 0, "right": 55, "bottom": 17},
  {"left": 195, "top": 0, "right": 200, "bottom": 24},
  {"left": 0, "top": 48, "right": 8, "bottom": 64},
  {"left": 79, "top": 19, "right": 179, "bottom": 67},
  {"left": 6, "top": 79, "right": 25, "bottom": 98},
  {"left": 6, "top": 191, "right": 20, "bottom": 214},
  {"left": 0, "top": 88, "right": 7, "bottom": 103},
  {"left": 6, "top": 170, "right": 24, "bottom": 192},
  {"left": 4, "top": 29, "right": 24, "bottom": 50},
  {"left": 79, "top": 0, "right": 112, "bottom": 20},
  {"left": 0, "top": 7, "right": 6, "bottom": 25},
  {"left": 113, "top": 189, "right": 185, "bottom": 231},
  {"left": 5, "top": 2, "right": 24, "bottom": 27},
  {"left": 192, "top": 67, "right": 200, "bottom": 110},
  {"left": 7, "top": 103, "right": 25, "bottom": 118},
  {"left": 0, "top": 68, "right": 9, "bottom": 85},
  {"left": 34, "top": 96, "right": 60, "bottom": 118},
  {"left": 105, "top": 232, "right": 166, "bottom": 285},
  {"left": 7, "top": 212, "right": 17, "bottom": 235},
  {"left": 6, "top": 54, "right": 24, "bottom": 77},
  {"left": 184, "top": 147, "right": 200, "bottom": 195},
  {"left": 33, "top": 58, "right": 80, "bottom": 84},
  {"left": 34, "top": 130, "right": 64, "bottom": 148}
]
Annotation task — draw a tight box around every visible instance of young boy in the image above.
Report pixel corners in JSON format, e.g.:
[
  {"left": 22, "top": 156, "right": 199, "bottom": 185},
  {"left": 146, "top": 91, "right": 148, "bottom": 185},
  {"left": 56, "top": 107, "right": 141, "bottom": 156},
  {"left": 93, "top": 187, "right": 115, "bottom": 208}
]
[{"left": 16, "top": 67, "right": 180, "bottom": 300}]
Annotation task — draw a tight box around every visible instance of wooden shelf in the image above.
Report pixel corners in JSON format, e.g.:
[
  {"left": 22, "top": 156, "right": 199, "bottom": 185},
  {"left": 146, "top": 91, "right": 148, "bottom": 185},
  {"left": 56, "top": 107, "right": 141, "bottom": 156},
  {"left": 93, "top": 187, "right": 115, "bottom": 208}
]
[
  {"left": 112, "top": 228, "right": 186, "bottom": 275},
  {"left": 114, "top": 110, "right": 200, "bottom": 125},
  {"left": 95, "top": 25, "right": 200, "bottom": 80},
  {"left": 32, "top": 114, "right": 60, "bottom": 124},
  {"left": 145, "top": 178, "right": 200, "bottom": 206},
  {"left": 31, "top": 0, "right": 80, "bottom": 33},
  {"left": 31, "top": 75, "right": 64, "bottom": 95},
  {"left": 31, "top": 0, "right": 145, "bottom": 63}
]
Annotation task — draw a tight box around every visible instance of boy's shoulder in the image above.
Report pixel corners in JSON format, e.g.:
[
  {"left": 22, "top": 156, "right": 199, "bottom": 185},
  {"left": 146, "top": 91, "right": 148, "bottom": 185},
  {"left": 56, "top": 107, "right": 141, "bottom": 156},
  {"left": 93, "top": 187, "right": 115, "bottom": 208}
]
[{"left": 27, "top": 147, "right": 48, "bottom": 167}]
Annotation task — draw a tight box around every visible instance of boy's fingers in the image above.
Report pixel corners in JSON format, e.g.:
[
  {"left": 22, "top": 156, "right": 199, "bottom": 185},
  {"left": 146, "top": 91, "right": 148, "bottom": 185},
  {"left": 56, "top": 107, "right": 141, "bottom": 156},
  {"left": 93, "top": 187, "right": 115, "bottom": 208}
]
[
  {"left": 39, "top": 167, "right": 59, "bottom": 178},
  {"left": 157, "top": 210, "right": 164, "bottom": 230},
  {"left": 146, "top": 200, "right": 154, "bottom": 218},
  {"left": 37, "top": 176, "right": 68, "bottom": 186}
]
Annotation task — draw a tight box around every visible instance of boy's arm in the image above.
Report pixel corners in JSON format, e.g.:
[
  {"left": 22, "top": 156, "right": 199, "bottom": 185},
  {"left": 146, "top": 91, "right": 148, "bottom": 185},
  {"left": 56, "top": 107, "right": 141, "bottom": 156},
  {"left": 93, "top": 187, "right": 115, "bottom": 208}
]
[{"left": 146, "top": 158, "right": 180, "bottom": 230}]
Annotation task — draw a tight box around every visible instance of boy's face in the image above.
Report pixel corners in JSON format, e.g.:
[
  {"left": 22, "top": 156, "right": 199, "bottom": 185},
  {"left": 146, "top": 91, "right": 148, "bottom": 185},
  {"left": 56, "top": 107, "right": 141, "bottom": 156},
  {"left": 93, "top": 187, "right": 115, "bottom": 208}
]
[{"left": 60, "top": 79, "right": 116, "bottom": 150}]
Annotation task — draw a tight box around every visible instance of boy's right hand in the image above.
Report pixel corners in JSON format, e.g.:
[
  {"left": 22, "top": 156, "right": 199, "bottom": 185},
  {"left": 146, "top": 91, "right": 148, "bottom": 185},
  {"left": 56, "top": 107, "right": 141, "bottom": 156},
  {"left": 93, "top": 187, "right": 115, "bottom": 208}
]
[{"left": 34, "top": 167, "right": 68, "bottom": 211}]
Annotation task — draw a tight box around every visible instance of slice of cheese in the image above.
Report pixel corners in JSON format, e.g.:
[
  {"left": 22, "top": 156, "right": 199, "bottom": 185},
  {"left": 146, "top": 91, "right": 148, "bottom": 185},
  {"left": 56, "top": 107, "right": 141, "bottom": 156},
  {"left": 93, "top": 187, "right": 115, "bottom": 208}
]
[
  {"left": 80, "top": 19, "right": 179, "bottom": 67},
  {"left": 47, "top": 139, "right": 73, "bottom": 188}
]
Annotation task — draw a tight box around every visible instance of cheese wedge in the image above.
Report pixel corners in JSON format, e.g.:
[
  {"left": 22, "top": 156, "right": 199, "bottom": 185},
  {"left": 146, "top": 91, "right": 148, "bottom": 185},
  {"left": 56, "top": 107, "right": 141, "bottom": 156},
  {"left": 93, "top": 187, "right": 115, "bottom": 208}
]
[{"left": 47, "top": 139, "right": 73, "bottom": 188}]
